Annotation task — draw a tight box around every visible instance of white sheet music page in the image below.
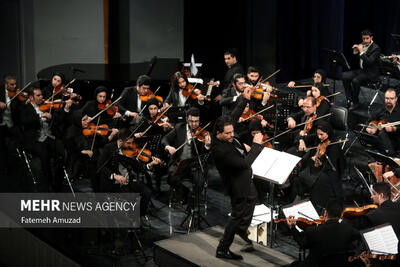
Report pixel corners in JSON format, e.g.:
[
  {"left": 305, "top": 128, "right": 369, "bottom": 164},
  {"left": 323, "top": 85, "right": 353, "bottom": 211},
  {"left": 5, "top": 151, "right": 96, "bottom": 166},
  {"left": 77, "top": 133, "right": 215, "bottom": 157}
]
[
  {"left": 363, "top": 224, "right": 398, "bottom": 255},
  {"left": 282, "top": 200, "right": 320, "bottom": 220},
  {"left": 251, "top": 148, "right": 301, "bottom": 184}
]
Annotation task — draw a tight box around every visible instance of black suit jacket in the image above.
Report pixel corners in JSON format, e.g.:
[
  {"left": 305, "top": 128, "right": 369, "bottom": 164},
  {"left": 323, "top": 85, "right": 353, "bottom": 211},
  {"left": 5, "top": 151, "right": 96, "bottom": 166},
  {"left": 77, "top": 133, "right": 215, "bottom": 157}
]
[
  {"left": 356, "top": 42, "right": 381, "bottom": 81},
  {"left": 118, "top": 86, "right": 142, "bottom": 115},
  {"left": 221, "top": 62, "right": 244, "bottom": 93},
  {"left": 291, "top": 219, "right": 360, "bottom": 267},
  {"left": 161, "top": 122, "right": 209, "bottom": 161},
  {"left": 220, "top": 87, "right": 241, "bottom": 115}
]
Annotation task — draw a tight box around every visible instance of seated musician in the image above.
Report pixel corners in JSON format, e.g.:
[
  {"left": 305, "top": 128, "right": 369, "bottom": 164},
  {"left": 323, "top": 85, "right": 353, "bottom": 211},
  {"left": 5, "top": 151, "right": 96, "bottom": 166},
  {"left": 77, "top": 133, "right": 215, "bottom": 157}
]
[
  {"left": 221, "top": 73, "right": 256, "bottom": 115},
  {"left": 97, "top": 128, "right": 162, "bottom": 220},
  {"left": 365, "top": 88, "right": 400, "bottom": 156},
  {"left": 289, "top": 122, "right": 343, "bottom": 208},
  {"left": 349, "top": 182, "right": 400, "bottom": 266},
  {"left": 287, "top": 68, "right": 328, "bottom": 91},
  {"left": 161, "top": 107, "right": 211, "bottom": 207},
  {"left": 19, "top": 87, "right": 73, "bottom": 191},
  {"left": 298, "top": 83, "right": 331, "bottom": 116},
  {"left": 246, "top": 66, "right": 274, "bottom": 92},
  {"left": 236, "top": 103, "right": 270, "bottom": 141},
  {"left": 141, "top": 98, "right": 173, "bottom": 135},
  {"left": 42, "top": 72, "right": 80, "bottom": 104},
  {"left": 286, "top": 96, "right": 323, "bottom": 157},
  {"left": 80, "top": 85, "right": 121, "bottom": 138},
  {"left": 118, "top": 74, "right": 152, "bottom": 124},
  {"left": 286, "top": 200, "right": 360, "bottom": 267}
]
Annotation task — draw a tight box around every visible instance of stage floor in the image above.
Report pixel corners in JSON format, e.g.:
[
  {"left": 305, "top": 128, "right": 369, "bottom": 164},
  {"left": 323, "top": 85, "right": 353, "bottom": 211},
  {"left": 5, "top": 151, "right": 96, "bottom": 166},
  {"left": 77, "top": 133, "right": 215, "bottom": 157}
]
[{"left": 154, "top": 226, "right": 295, "bottom": 267}]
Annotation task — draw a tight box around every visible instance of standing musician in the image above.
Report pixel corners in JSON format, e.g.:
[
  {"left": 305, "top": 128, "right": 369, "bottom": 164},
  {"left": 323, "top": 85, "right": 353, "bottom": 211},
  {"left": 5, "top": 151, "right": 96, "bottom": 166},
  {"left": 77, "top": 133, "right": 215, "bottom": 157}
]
[
  {"left": 19, "top": 87, "right": 73, "bottom": 191},
  {"left": 289, "top": 122, "right": 343, "bottom": 208},
  {"left": 161, "top": 107, "right": 211, "bottom": 207},
  {"left": 342, "top": 29, "right": 381, "bottom": 109},
  {"left": 286, "top": 200, "right": 360, "bottom": 267},
  {"left": 80, "top": 86, "right": 121, "bottom": 138},
  {"left": 207, "top": 49, "right": 245, "bottom": 103},
  {"left": 165, "top": 71, "right": 208, "bottom": 108},
  {"left": 212, "top": 88, "right": 263, "bottom": 259},
  {"left": 118, "top": 74, "right": 154, "bottom": 124},
  {"left": 365, "top": 88, "right": 400, "bottom": 156},
  {"left": 286, "top": 96, "right": 322, "bottom": 157},
  {"left": 97, "top": 128, "right": 162, "bottom": 220}
]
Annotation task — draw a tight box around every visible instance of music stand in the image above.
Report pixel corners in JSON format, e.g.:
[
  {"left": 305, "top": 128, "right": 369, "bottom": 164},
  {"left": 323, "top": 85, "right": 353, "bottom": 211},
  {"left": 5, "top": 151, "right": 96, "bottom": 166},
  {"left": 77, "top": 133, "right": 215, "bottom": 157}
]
[
  {"left": 366, "top": 149, "right": 399, "bottom": 169},
  {"left": 324, "top": 48, "right": 351, "bottom": 96}
]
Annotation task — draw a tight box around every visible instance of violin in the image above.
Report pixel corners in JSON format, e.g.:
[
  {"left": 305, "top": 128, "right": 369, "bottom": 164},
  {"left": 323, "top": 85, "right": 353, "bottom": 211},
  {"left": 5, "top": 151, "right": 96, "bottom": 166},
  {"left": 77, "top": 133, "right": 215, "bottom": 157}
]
[
  {"left": 82, "top": 123, "right": 113, "bottom": 136},
  {"left": 262, "top": 133, "right": 273, "bottom": 148},
  {"left": 251, "top": 87, "right": 278, "bottom": 100},
  {"left": 240, "top": 109, "right": 263, "bottom": 122},
  {"left": 98, "top": 99, "right": 119, "bottom": 116},
  {"left": 139, "top": 89, "right": 163, "bottom": 103},
  {"left": 122, "top": 144, "right": 152, "bottom": 163},
  {"left": 7, "top": 89, "right": 29, "bottom": 102},
  {"left": 39, "top": 101, "right": 67, "bottom": 112},
  {"left": 304, "top": 113, "right": 317, "bottom": 134},
  {"left": 313, "top": 139, "right": 331, "bottom": 167},
  {"left": 182, "top": 84, "right": 209, "bottom": 101},
  {"left": 341, "top": 204, "right": 378, "bottom": 220},
  {"left": 274, "top": 217, "right": 326, "bottom": 230},
  {"left": 348, "top": 253, "right": 396, "bottom": 263},
  {"left": 191, "top": 126, "right": 210, "bottom": 142},
  {"left": 151, "top": 113, "right": 171, "bottom": 127}
]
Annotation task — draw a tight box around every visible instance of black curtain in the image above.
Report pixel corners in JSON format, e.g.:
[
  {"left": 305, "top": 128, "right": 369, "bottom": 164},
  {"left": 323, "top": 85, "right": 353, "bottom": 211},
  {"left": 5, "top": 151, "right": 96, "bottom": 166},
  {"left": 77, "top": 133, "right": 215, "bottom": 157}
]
[{"left": 276, "top": 0, "right": 345, "bottom": 82}]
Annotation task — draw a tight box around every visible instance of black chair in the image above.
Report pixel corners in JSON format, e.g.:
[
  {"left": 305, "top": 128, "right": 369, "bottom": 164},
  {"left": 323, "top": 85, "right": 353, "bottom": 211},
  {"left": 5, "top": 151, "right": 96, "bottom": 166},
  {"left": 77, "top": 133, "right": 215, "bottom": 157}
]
[{"left": 330, "top": 105, "right": 349, "bottom": 143}]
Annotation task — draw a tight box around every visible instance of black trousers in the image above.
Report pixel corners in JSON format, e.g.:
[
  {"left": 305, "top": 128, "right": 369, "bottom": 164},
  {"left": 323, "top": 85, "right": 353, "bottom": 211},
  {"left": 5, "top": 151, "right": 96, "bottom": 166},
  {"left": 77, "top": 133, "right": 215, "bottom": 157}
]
[
  {"left": 219, "top": 180, "right": 258, "bottom": 250},
  {"left": 112, "top": 181, "right": 151, "bottom": 216},
  {"left": 342, "top": 69, "right": 374, "bottom": 104}
]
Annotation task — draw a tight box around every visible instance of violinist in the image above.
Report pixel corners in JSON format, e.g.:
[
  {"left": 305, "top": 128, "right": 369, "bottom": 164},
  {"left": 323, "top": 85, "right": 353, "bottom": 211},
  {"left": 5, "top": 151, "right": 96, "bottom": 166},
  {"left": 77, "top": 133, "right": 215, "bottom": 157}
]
[
  {"left": 286, "top": 200, "right": 360, "bottom": 267},
  {"left": 97, "top": 128, "right": 162, "bottom": 222},
  {"left": 42, "top": 72, "right": 79, "bottom": 103},
  {"left": 80, "top": 86, "right": 121, "bottom": 136},
  {"left": 165, "top": 71, "right": 208, "bottom": 108},
  {"left": 220, "top": 73, "right": 250, "bottom": 115},
  {"left": 246, "top": 66, "right": 274, "bottom": 92},
  {"left": 236, "top": 103, "right": 269, "bottom": 140},
  {"left": 287, "top": 68, "right": 328, "bottom": 91},
  {"left": 19, "top": 87, "right": 72, "bottom": 191},
  {"left": 286, "top": 96, "right": 321, "bottom": 157},
  {"left": 0, "top": 74, "right": 21, "bottom": 179},
  {"left": 289, "top": 122, "right": 343, "bottom": 208},
  {"left": 343, "top": 29, "right": 381, "bottom": 109},
  {"left": 118, "top": 74, "right": 152, "bottom": 123},
  {"left": 143, "top": 98, "right": 173, "bottom": 134},
  {"left": 161, "top": 107, "right": 211, "bottom": 207},
  {"left": 365, "top": 88, "right": 400, "bottom": 156},
  {"left": 349, "top": 183, "right": 400, "bottom": 266},
  {"left": 309, "top": 83, "right": 331, "bottom": 116}
]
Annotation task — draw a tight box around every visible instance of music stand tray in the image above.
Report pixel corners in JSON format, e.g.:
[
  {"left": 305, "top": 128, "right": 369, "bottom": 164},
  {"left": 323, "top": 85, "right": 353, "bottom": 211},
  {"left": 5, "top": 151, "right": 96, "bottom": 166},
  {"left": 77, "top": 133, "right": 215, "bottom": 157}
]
[
  {"left": 324, "top": 48, "right": 351, "bottom": 71},
  {"left": 366, "top": 149, "right": 399, "bottom": 169}
]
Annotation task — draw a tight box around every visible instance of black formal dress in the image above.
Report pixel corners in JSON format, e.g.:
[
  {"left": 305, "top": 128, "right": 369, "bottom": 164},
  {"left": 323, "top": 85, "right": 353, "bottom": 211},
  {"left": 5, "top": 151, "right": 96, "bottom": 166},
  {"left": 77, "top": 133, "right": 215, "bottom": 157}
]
[
  {"left": 289, "top": 219, "right": 360, "bottom": 267},
  {"left": 342, "top": 42, "right": 381, "bottom": 104}
]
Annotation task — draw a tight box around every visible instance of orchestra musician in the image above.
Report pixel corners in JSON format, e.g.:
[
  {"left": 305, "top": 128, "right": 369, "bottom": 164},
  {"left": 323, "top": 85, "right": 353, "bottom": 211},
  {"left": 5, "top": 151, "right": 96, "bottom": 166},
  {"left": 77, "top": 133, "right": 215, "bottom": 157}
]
[
  {"left": 287, "top": 69, "right": 328, "bottom": 91},
  {"left": 161, "top": 107, "right": 211, "bottom": 207},
  {"left": 41, "top": 72, "right": 65, "bottom": 100},
  {"left": 207, "top": 49, "right": 245, "bottom": 103},
  {"left": 212, "top": 89, "right": 264, "bottom": 259},
  {"left": 118, "top": 74, "right": 152, "bottom": 124},
  {"left": 97, "top": 128, "right": 162, "bottom": 221},
  {"left": 286, "top": 96, "right": 322, "bottom": 157},
  {"left": 289, "top": 121, "right": 343, "bottom": 208},
  {"left": 286, "top": 200, "right": 360, "bottom": 267},
  {"left": 19, "top": 87, "right": 73, "bottom": 191},
  {"left": 365, "top": 88, "right": 400, "bottom": 156},
  {"left": 342, "top": 29, "right": 381, "bottom": 109}
]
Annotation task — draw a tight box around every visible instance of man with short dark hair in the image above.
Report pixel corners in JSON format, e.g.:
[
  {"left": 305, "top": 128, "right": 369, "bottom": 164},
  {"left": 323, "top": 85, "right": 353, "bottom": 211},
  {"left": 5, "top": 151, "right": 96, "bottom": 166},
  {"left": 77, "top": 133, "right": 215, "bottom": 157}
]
[
  {"left": 342, "top": 29, "right": 381, "bottom": 108},
  {"left": 220, "top": 73, "right": 249, "bottom": 115},
  {"left": 212, "top": 89, "right": 263, "bottom": 260},
  {"left": 287, "top": 200, "right": 360, "bottom": 267}
]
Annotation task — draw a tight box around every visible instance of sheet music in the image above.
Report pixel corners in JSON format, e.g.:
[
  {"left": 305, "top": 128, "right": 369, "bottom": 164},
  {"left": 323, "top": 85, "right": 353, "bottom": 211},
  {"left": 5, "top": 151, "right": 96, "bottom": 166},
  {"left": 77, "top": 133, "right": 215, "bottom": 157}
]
[
  {"left": 362, "top": 224, "right": 398, "bottom": 255},
  {"left": 249, "top": 204, "right": 278, "bottom": 226},
  {"left": 282, "top": 200, "right": 320, "bottom": 220},
  {"left": 251, "top": 148, "right": 301, "bottom": 184},
  {"left": 187, "top": 78, "right": 203, "bottom": 84}
]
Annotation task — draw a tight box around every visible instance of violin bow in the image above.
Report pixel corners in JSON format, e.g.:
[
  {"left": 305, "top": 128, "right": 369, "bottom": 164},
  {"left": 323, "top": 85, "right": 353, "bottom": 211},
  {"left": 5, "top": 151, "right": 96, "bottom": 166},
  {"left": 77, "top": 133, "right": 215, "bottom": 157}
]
[
  {"left": 45, "top": 78, "right": 76, "bottom": 102},
  {"left": 141, "top": 104, "right": 173, "bottom": 136},
  {"left": 305, "top": 138, "right": 349, "bottom": 152},
  {"left": 91, "top": 96, "right": 122, "bottom": 122},
  {"left": 90, "top": 117, "right": 101, "bottom": 152},
  {"left": 175, "top": 121, "right": 211, "bottom": 152},
  {"left": 326, "top": 92, "right": 341, "bottom": 98},
  {"left": 136, "top": 142, "right": 148, "bottom": 161},
  {"left": 261, "top": 69, "right": 280, "bottom": 83},
  {"left": 138, "top": 85, "right": 161, "bottom": 116},
  {"left": 242, "top": 104, "right": 275, "bottom": 122},
  {"left": 7, "top": 81, "right": 32, "bottom": 104},
  {"left": 293, "top": 83, "right": 330, "bottom": 88},
  {"left": 263, "top": 113, "right": 332, "bottom": 143}
]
